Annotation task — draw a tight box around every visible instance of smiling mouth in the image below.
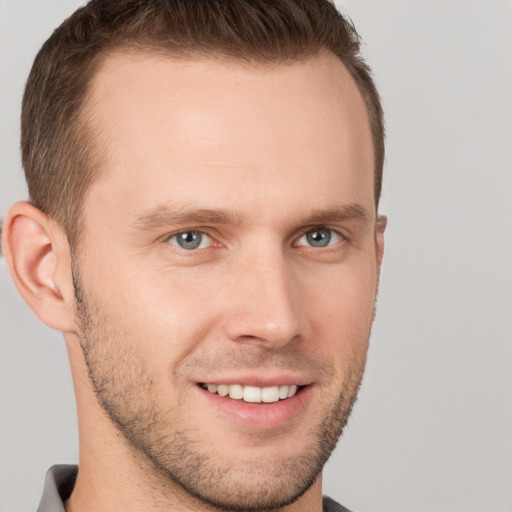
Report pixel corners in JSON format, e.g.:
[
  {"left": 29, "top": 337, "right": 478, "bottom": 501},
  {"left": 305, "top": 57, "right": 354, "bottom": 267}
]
[{"left": 200, "top": 383, "right": 301, "bottom": 403}]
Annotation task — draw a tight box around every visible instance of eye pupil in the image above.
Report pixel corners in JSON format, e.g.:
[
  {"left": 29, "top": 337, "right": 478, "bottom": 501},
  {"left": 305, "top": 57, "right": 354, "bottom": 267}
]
[
  {"left": 177, "top": 231, "right": 202, "bottom": 250},
  {"left": 306, "top": 228, "right": 331, "bottom": 247}
]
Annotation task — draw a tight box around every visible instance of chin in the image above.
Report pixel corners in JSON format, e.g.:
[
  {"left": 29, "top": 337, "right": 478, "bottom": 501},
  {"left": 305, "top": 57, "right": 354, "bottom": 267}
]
[{"left": 159, "top": 453, "right": 323, "bottom": 512}]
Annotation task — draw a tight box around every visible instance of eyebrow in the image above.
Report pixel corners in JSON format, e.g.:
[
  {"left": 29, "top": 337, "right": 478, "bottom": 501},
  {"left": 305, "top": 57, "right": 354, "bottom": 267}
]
[
  {"left": 130, "top": 205, "right": 246, "bottom": 230},
  {"left": 299, "top": 204, "right": 372, "bottom": 226},
  {"left": 130, "top": 203, "right": 372, "bottom": 231}
]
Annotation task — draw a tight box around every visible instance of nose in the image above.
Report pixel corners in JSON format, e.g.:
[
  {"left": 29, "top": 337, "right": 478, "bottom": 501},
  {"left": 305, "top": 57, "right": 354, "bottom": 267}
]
[{"left": 223, "top": 249, "right": 301, "bottom": 349}]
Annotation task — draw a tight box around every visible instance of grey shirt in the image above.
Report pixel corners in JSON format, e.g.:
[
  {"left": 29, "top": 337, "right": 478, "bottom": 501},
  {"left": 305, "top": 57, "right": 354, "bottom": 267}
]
[{"left": 37, "top": 465, "right": 353, "bottom": 512}]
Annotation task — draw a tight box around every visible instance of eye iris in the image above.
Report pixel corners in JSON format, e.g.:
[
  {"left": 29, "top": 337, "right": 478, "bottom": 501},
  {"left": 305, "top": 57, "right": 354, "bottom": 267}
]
[
  {"left": 306, "top": 228, "right": 331, "bottom": 247},
  {"left": 177, "top": 231, "right": 202, "bottom": 250}
]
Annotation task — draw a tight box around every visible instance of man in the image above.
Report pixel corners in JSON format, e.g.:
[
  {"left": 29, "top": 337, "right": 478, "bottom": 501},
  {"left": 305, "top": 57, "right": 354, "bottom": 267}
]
[{"left": 1, "top": 0, "right": 386, "bottom": 511}]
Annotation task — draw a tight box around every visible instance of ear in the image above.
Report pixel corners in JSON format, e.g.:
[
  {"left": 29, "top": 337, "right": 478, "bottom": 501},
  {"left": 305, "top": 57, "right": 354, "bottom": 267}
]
[
  {"left": 1, "top": 201, "right": 77, "bottom": 333},
  {"left": 375, "top": 214, "right": 387, "bottom": 279}
]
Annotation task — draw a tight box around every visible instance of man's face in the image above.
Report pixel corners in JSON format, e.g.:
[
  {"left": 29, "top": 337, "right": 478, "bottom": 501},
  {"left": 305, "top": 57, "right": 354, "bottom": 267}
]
[{"left": 74, "top": 50, "right": 384, "bottom": 510}]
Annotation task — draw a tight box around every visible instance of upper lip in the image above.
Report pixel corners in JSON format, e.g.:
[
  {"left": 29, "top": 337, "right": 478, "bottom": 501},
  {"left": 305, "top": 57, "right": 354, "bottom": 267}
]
[{"left": 196, "top": 372, "right": 314, "bottom": 388}]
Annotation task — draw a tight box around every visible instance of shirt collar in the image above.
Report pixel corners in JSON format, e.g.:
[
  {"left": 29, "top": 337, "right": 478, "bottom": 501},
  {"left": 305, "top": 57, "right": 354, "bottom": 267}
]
[{"left": 37, "top": 465, "right": 78, "bottom": 512}]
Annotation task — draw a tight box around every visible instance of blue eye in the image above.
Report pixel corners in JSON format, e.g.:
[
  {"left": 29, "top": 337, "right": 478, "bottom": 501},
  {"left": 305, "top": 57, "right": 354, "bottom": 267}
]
[
  {"left": 298, "top": 228, "right": 342, "bottom": 248},
  {"left": 166, "top": 231, "right": 212, "bottom": 250}
]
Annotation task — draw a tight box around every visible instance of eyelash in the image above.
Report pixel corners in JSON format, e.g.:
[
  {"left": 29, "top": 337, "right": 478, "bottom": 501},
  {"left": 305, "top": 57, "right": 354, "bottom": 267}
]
[{"left": 164, "top": 227, "right": 345, "bottom": 252}]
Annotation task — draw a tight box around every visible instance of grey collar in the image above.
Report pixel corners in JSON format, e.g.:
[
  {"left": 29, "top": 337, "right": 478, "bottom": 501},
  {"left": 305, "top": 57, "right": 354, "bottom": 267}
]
[{"left": 37, "top": 465, "right": 77, "bottom": 512}]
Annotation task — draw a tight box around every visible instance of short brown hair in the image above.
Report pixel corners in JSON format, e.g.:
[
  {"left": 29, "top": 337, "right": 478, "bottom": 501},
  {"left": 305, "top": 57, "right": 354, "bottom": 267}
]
[{"left": 22, "top": 0, "right": 384, "bottom": 248}]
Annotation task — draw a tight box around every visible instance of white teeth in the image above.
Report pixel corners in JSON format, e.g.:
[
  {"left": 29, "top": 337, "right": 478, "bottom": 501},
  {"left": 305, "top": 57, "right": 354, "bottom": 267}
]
[
  {"left": 228, "top": 384, "right": 244, "bottom": 400},
  {"left": 203, "top": 383, "right": 300, "bottom": 403},
  {"left": 243, "top": 386, "right": 261, "bottom": 403},
  {"left": 287, "top": 384, "right": 297, "bottom": 398},
  {"left": 217, "top": 384, "right": 229, "bottom": 397},
  {"left": 261, "top": 386, "right": 280, "bottom": 403}
]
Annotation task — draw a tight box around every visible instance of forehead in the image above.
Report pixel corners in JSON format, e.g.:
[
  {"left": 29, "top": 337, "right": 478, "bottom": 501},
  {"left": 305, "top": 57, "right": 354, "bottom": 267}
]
[{"left": 83, "top": 50, "right": 375, "bottom": 222}]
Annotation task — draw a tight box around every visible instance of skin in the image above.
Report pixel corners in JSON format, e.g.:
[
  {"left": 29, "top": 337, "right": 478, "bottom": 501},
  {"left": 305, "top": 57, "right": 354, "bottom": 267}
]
[{"left": 2, "top": 50, "right": 385, "bottom": 512}]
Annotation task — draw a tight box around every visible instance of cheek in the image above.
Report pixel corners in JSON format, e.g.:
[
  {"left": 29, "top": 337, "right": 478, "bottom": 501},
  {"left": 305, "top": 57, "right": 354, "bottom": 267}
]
[
  {"left": 99, "top": 264, "right": 221, "bottom": 372},
  {"left": 304, "top": 253, "right": 377, "bottom": 310},
  {"left": 300, "top": 259, "right": 377, "bottom": 355}
]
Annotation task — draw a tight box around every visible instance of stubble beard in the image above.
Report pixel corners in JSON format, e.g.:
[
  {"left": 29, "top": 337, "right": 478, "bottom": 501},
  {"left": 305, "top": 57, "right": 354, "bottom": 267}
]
[{"left": 73, "top": 270, "right": 369, "bottom": 512}]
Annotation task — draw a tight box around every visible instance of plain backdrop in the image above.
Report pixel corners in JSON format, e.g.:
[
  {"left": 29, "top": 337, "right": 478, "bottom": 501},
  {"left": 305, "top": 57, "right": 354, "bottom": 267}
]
[{"left": 1, "top": 1, "right": 511, "bottom": 511}]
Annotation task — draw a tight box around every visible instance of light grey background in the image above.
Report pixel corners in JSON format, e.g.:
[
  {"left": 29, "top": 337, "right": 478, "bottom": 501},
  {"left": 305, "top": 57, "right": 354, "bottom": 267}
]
[{"left": 1, "top": 1, "right": 511, "bottom": 511}]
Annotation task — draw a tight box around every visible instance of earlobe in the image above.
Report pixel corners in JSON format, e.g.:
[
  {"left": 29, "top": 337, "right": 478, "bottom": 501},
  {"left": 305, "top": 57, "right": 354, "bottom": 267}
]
[{"left": 1, "top": 201, "right": 77, "bottom": 333}]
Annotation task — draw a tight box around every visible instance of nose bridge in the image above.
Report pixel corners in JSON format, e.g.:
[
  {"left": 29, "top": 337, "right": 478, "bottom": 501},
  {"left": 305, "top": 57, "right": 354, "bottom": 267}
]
[{"left": 224, "top": 241, "right": 300, "bottom": 347}]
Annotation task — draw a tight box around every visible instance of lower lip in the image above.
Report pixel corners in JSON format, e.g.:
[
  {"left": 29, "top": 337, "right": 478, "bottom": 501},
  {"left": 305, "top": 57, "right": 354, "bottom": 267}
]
[{"left": 196, "top": 385, "right": 313, "bottom": 429}]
